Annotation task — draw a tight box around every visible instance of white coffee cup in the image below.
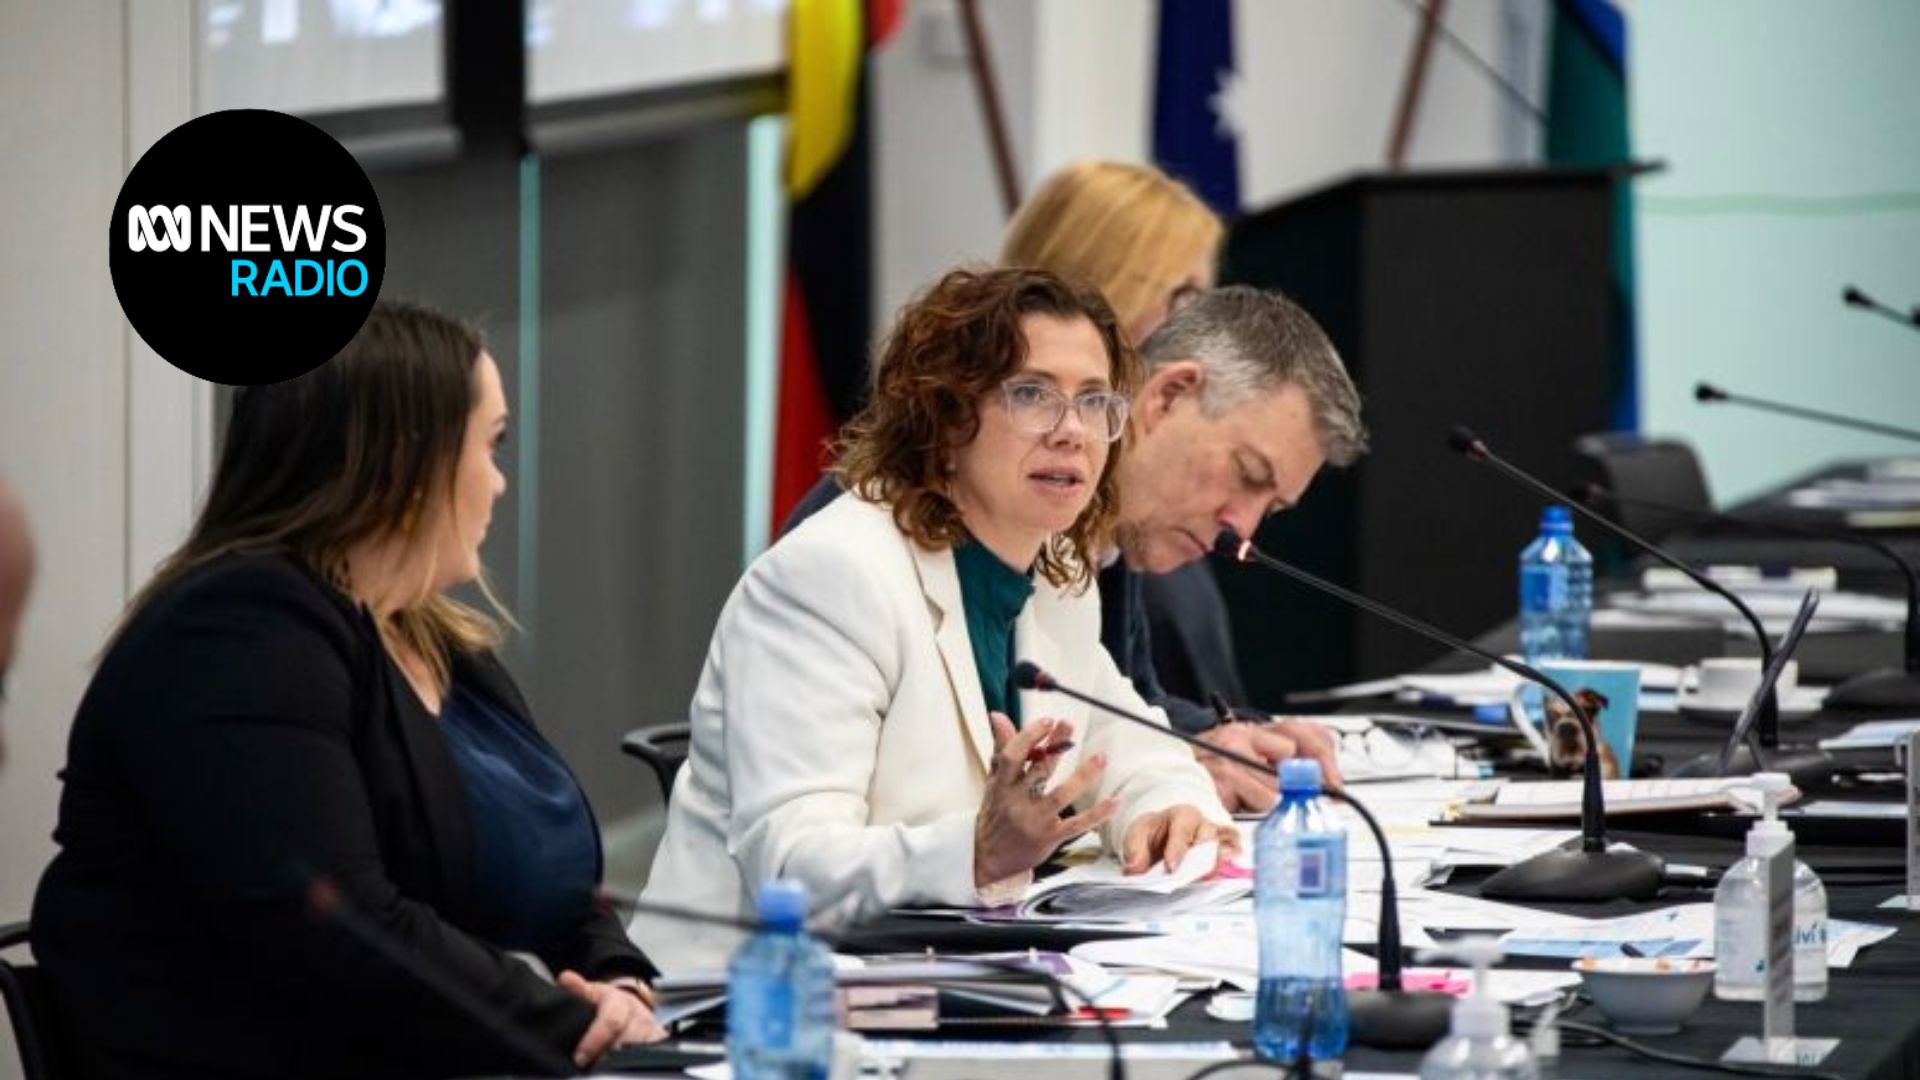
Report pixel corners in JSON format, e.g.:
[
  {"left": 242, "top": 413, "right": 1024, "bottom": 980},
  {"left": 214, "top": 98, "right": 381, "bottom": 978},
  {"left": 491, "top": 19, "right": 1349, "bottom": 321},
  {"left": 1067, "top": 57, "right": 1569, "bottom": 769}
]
[{"left": 1687, "top": 657, "right": 1798, "bottom": 710}]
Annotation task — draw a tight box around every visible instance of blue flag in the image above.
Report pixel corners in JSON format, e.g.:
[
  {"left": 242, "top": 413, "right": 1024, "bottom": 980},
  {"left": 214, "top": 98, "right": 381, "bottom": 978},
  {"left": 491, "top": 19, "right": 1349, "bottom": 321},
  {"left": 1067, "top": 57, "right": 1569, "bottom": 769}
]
[{"left": 1153, "top": 0, "right": 1241, "bottom": 218}]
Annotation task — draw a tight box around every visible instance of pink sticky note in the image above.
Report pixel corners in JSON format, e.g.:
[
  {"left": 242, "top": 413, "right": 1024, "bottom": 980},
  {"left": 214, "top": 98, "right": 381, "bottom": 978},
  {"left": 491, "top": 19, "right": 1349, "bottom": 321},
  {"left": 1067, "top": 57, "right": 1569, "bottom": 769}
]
[
  {"left": 1345, "top": 971, "right": 1472, "bottom": 995},
  {"left": 1209, "top": 860, "right": 1254, "bottom": 881}
]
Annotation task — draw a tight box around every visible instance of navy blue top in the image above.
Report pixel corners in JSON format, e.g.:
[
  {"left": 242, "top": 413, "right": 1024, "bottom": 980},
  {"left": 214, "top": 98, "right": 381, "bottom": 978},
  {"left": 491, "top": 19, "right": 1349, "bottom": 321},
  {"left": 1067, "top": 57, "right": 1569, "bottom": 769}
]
[{"left": 440, "top": 684, "right": 599, "bottom": 954}]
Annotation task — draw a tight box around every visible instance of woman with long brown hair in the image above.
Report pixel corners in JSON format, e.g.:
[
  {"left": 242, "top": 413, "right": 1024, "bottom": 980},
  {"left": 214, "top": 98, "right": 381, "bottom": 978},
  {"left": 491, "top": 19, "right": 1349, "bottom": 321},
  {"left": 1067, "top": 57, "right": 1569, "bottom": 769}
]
[
  {"left": 33, "top": 301, "right": 662, "bottom": 1078},
  {"left": 633, "top": 267, "right": 1233, "bottom": 973}
]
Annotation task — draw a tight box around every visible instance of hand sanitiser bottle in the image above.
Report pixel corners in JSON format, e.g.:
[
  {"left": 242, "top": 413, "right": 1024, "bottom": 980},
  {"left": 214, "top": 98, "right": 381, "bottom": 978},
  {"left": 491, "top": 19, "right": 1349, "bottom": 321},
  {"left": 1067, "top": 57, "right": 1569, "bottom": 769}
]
[
  {"left": 1419, "top": 939, "right": 1538, "bottom": 1080},
  {"left": 1713, "top": 773, "right": 1828, "bottom": 1002}
]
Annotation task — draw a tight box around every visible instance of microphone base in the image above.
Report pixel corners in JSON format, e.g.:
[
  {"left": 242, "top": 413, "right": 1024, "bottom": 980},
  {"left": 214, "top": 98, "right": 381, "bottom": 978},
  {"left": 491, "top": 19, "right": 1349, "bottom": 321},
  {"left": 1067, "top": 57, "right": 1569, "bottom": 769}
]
[
  {"left": 1669, "top": 745, "right": 1835, "bottom": 787},
  {"left": 1825, "top": 666, "right": 1920, "bottom": 710},
  {"left": 1349, "top": 989, "right": 1453, "bottom": 1049},
  {"left": 1480, "top": 847, "right": 1665, "bottom": 903}
]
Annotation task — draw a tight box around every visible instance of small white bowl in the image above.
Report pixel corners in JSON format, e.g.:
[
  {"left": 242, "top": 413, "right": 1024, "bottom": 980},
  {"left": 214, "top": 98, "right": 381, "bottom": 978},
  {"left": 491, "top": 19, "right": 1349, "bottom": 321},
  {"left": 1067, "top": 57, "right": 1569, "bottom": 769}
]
[{"left": 1572, "top": 957, "right": 1716, "bottom": 1035}]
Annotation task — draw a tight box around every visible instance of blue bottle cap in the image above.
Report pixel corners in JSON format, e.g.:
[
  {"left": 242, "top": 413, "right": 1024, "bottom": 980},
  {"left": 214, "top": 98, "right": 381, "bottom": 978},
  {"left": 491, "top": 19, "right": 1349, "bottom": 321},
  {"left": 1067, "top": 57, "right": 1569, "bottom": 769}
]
[
  {"left": 756, "top": 879, "right": 809, "bottom": 931},
  {"left": 1540, "top": 505, "right": 1573, "bottom": 533},
  {"left": 1279, "top": 758, "right": 1323, "bottom": 794}
]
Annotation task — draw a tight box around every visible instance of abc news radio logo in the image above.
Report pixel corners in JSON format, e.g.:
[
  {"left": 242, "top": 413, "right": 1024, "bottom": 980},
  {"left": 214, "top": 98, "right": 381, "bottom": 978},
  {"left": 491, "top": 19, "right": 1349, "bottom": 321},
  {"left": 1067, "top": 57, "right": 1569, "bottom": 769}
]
[
  {"left": 125, "top": 202, "right": 370, "bottom": 298},
  {"left": 111, "top": 110, "right": 386, "bottom": 385}
]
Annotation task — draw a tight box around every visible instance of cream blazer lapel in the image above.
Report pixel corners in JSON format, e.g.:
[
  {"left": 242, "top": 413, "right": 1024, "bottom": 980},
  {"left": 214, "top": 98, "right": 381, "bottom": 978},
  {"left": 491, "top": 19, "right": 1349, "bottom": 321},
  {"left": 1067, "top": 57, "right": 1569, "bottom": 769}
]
[
  {"left": 906, "top": 540, "right": 996, "bottom": 773},
  {"left": 1013, "top": 591, "right": 1066, "bottom": 737}
]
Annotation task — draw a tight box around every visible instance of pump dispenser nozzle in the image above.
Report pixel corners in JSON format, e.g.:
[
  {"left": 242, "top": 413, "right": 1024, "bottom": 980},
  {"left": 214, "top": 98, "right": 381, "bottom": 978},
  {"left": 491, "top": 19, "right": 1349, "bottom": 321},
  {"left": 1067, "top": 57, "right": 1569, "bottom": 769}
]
[
  {"left": 1417, "top": 938, "right": 1508, "bottom": 1040},
  {"left": 1743, "top": 772, "right": 1795, "bottom": 857}
]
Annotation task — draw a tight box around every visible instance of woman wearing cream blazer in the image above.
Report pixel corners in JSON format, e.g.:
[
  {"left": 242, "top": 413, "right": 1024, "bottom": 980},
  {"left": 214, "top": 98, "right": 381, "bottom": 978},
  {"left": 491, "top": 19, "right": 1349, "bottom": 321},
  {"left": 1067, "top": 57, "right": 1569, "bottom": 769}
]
[{"left": 634, "top": 268, "right": 1233, "bottom": 973}]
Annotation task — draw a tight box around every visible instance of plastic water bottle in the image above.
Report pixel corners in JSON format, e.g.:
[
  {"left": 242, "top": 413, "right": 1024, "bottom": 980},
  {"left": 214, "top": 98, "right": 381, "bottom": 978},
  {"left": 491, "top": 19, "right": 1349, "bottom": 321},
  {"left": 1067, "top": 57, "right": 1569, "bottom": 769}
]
[
  {"left": 1518, "top": 506, "right": 1592, "bottom": 665},
  {"left": 1419, "top": 939, "right": 1538, "bottom": 1080},
  {"left": 1713, "top": 774, "right": 1828, "bottom": 1002},
  {"left": 1254, "top": 759, "right": 1349, "bottom": 1062},
  {"left": 727, "top": 880, "right": 837, "bottom": 1079}
]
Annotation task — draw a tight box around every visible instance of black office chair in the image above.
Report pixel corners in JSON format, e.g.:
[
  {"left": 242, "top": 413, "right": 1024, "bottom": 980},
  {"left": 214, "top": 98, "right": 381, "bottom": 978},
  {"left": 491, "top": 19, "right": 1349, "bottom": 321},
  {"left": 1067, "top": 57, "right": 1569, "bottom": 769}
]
[
  {"left": 1, "top": 921, "right": 72, "bottom": 1080},
  {"left": 620, "top": 722, "right": 691, "bottom": 802},
  {"left": 1573, "top": 433, "right": 1715, "bottom": 543}
]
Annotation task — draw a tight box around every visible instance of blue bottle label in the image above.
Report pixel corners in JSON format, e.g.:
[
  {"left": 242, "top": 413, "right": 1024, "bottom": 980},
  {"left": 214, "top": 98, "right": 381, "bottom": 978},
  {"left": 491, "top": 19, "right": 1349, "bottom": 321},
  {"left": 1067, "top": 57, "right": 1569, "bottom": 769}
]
[
  {"left": 1282, "top": 847, "right": 1331, "bottom": 897},
  {"left": 1521, "top": 566, "right": 1565, "bottom": 610}
]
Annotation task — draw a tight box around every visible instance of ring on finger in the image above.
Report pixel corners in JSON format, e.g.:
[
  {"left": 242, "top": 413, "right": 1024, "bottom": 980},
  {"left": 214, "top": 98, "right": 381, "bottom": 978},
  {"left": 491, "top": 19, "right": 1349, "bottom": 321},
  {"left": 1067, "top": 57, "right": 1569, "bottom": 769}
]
[{"left": 1026, "top": 776, "right": 1049, "bottom": 800}]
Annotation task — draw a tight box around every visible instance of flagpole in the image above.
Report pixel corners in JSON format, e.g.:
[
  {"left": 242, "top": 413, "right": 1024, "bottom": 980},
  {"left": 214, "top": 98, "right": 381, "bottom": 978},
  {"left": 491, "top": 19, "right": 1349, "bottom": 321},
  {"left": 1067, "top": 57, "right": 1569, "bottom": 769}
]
[
  {"left": 957, "top": 0, "right": 1023, "bottom": 217},
  {"left": 1386, "top": 0, "right": 1448, "bottom": 169}
]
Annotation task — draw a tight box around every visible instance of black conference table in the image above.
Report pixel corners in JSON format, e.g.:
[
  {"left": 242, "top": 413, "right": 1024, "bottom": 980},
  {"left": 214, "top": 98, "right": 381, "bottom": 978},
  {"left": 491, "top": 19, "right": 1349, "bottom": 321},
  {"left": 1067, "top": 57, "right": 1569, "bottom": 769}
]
[
  {"left": 623, "top": 706, "right": 1918, "bottom": 1078},
  {"left": 617, "top": 571, "right": 1918, "bottom": 1078},
  {"left": 1663, "top": 458, "right": 1920, "bottom": 597}
]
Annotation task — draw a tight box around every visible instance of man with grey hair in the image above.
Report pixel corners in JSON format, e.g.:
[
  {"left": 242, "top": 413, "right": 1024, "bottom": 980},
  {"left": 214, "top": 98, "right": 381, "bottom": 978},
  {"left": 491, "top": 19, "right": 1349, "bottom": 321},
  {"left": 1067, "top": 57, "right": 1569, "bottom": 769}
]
[
  {"left": 781, "top": 285, "right": 1366, "bottom": 812},
  {"left": 1100, "top": 286, "right": 1366, "bottom": 811},
  {"left": 1114, "top": 285, "right": 1367, "bottom": 571},
  {"left": 0, "top": 475, "right": 35, "bottom": 770}
]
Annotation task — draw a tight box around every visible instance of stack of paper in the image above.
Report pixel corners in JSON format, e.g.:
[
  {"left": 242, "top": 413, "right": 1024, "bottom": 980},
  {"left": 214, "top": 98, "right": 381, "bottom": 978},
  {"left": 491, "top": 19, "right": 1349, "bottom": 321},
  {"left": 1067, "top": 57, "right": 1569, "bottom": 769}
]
[
  {"left": 1788, "top": 476, "right": 1920, "bottom": 511},
  {"left": 1455, "top": 777, "right": 1792, "bottom": 822},
  {"left": 1013, "top": 842, "right": 1249, "bottom": 921},
  {"left": 929, "top": 952, "right": 1188, "bottom": 1027},
  {"left": 1608, "top": 588, "right": 1906, "bottom": 634},
  {"left": 1501, "top": 903, "right": 1897, "bottom": 967},
  {"left": 1070, "top": 937, "right": 1577, "bottom": 1005}
]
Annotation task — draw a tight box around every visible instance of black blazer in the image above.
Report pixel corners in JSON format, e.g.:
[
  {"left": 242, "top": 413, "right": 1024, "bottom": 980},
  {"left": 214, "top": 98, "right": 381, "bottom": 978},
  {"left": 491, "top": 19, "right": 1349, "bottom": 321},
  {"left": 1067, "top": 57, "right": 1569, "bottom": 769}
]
[{"left": 31, "top": 555, "right": 651, "bottom": 1079}]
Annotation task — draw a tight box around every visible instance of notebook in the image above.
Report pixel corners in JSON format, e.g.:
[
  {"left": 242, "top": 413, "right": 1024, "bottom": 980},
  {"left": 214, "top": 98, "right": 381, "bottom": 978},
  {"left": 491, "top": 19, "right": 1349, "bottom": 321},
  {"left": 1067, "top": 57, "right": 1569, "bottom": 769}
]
[{"left": 1454, "top": 776, "right": 1802, "bottom": 822}]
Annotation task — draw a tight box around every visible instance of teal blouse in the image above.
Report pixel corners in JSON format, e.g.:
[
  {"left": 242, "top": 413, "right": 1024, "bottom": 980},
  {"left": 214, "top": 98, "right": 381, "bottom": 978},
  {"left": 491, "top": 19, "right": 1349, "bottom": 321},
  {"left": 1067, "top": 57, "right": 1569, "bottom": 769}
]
[{"left": 953, "top": 539, "right": 1036, "bottom": 727}]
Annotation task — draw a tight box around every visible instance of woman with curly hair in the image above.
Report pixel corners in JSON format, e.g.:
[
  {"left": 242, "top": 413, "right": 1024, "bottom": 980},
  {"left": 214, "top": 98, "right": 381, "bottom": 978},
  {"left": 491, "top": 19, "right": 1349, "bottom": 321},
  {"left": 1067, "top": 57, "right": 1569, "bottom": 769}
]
[{"left": 633, "top": 268, "right": 1233, "bottom": 972}]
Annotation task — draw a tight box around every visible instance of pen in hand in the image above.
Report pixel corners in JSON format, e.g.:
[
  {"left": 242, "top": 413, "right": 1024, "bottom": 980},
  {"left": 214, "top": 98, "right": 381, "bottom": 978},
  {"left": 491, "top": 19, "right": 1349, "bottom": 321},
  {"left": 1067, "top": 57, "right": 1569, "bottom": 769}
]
[{"left": 1024, "top": 738, "right": 1075, "bottom": 764}]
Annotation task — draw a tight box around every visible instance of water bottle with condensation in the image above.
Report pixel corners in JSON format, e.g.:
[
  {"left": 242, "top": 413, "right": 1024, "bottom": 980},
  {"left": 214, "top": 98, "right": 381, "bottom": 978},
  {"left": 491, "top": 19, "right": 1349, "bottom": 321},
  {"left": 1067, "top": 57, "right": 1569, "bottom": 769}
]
[
  {"left": 1254, "top": 759, "right": 1349, "bottom": 1062},
  {"left": 727, "top": 880, "right": 837, "bottom": 1079}
]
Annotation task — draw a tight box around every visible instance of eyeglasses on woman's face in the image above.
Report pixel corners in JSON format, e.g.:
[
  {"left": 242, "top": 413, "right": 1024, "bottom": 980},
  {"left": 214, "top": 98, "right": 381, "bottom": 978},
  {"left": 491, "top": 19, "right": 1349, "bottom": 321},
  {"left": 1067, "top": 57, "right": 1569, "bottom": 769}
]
[{"left": 999, "top": 379, "right": 1131, "bottom": 443}]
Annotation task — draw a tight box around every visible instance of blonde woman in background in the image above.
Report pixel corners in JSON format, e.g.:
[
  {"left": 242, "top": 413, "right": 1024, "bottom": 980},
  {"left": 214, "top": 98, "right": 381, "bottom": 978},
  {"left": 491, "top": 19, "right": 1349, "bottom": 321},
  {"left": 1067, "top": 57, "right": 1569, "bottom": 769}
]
[{"left": 1000, "top": 159, "right": 1223, "bottom": 345}]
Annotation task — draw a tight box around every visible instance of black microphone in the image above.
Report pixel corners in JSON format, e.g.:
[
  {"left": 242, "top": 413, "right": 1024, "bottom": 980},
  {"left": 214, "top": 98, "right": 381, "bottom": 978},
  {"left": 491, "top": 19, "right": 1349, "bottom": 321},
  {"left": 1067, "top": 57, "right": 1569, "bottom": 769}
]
[
  {"left": 1584, "top": 483, "right": 1920, "bottom": 712},
  {"left": 305, "top": 876, "right": 583, "bottom": 1077},
  {"left": 1695, "top": 382, "right": 1920, "bottom": 445},
  {"left": 1209, "top": 533, "right": 1664, "bottom": 904},
  {"left": 1843, "top": 284, "right": 1920, "bottom": 333},
  {"left": 1012, "top": 661, "right": 1453, "bottom": 1050},
  {"left": 1449, "top": 426, "right": 1786, "bottom": 750}
]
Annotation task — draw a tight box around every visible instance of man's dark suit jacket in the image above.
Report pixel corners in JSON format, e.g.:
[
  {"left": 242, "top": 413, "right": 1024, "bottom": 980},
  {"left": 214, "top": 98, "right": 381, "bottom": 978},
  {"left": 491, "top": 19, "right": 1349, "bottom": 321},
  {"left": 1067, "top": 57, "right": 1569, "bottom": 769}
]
[
  {"left": 782, "top": 477, "right": 1249, "bottom": 734},
  {"left": 31, "top": 555, "right": 652, "bottom": 1080}
]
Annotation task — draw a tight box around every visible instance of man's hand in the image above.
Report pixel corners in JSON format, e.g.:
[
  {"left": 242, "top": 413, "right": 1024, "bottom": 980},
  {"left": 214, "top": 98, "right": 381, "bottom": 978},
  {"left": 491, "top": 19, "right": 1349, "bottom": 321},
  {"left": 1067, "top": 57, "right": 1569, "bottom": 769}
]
[
  {"left": 1271, "top": 717, "right": 1342, "bottom": 787},
  {"left": 1193, "top": 717, "right": 1344, "bottom": 813}
]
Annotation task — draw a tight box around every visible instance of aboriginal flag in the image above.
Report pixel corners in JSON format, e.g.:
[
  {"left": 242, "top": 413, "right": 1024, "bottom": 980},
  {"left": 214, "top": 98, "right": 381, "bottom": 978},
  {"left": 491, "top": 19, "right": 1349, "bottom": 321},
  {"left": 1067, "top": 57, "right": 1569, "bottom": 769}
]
[{"left": 771, "top": 0, "right": 905, "bottom": 532}]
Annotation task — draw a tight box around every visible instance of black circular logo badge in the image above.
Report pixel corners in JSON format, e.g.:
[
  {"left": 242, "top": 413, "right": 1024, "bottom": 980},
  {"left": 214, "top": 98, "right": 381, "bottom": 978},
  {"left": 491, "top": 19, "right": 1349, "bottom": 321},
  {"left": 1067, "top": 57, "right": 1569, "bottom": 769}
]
[{"left": 110, "top": 109, "right": 385, "bottom": 386}]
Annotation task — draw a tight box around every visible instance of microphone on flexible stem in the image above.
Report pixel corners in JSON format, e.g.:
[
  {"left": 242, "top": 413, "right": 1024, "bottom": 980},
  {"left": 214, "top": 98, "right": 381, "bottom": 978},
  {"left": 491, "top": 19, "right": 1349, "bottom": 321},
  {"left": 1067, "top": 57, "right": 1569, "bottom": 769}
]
[
  {"left": 305, "top": 876, "right": 583, "bottom": 1077},
  {"left": 1012, "top": 661, "right": 1452, "bottom": 1049},
  {"left": 1448, "top": 426, "right": 1786, "bottom": 751},
  {"left": 1843, "top": 284, "right": 1920, "bottom": 333},
  {"left": 1209, "top": 533, "right": 1665, "bottom": 904},
  {"left": 1695, "top": 382, "right": 1920, "bottom": 445},
  {"left": 1584, "top": 482, "right": 1920, "bottom": 713}
]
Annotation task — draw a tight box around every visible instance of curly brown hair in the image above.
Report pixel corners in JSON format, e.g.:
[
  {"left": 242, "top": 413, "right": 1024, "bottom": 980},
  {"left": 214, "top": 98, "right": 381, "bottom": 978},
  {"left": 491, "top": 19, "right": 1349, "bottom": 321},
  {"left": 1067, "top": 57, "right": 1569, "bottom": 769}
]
[{"left": 833, "top": 267, "right": 1139, "bottom": 589}]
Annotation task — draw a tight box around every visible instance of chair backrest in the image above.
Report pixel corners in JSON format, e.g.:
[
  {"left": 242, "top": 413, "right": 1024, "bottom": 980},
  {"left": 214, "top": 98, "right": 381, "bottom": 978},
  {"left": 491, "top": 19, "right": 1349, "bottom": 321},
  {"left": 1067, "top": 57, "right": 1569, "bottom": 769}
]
[
  {"left": 1, "top": 921, "right": 70, "bottom": 1080},
  {"left": 620, "top": 722, "right": 692, "bottom": 803},
  {"left": 1573, "top": 433, "right": 1714, "bottom": 543}
]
